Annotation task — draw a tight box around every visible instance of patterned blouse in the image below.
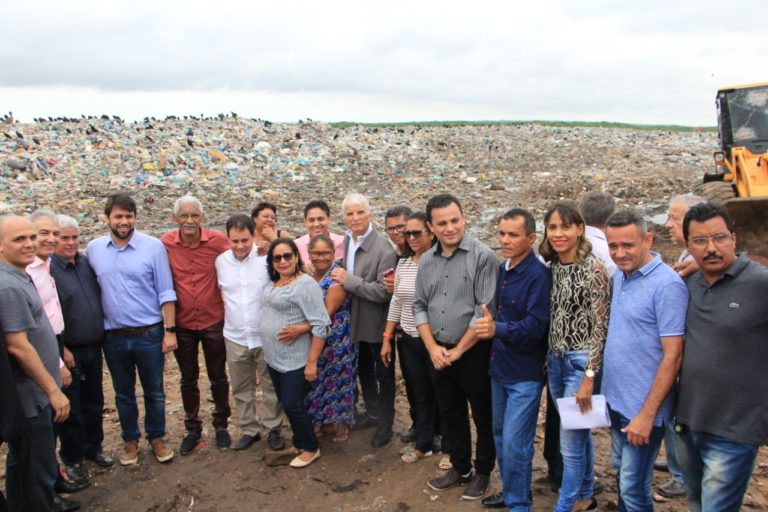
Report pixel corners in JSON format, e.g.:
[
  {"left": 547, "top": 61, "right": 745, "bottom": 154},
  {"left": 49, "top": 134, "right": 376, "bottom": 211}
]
[{"left": 548, "top": 253, "right": 611, "bottom": 371}]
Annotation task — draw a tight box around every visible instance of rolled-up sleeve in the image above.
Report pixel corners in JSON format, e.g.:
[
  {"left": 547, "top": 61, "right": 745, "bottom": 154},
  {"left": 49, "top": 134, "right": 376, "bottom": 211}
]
[
  {"left": 470, "top": 248, "right": 499, "bottom": 328},
  {"left": 154, "top": 245, "right": 177, "bottom": 305}
]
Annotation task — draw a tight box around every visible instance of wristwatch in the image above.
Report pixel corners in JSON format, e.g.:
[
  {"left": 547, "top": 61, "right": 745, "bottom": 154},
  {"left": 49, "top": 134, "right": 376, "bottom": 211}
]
[
  {"left": 164, "top": 326, "right": 176, "bottom": 333},
  {"left": 585, "top": 368, "right": 596, "bottom": 379}
]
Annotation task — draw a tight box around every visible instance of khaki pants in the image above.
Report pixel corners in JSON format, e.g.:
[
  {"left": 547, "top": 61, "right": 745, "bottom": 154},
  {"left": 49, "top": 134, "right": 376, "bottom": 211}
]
[{"left": 224, "top": 339, "right": 284, "bottom": 436}]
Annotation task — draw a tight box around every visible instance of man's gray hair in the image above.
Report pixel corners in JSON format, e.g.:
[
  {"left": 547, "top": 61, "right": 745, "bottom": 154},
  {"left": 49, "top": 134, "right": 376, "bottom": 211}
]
[
  {"left": 669, "top": 194, "right": 705, "bottom": 212},
  {"left": 578, "top": 191, "right": 616, "bottom": 229},
  {"left": 342, "top": 192, "right": 370, "bottom": 212},
  {"left": 28, "top": 208, "right": 58, "bottom": 225},
  {"left": 173, "top": 195, "right": 204, "bottom": 216},
  {"left": 56, "top": 214, "right": 79, "bottom": 231}
]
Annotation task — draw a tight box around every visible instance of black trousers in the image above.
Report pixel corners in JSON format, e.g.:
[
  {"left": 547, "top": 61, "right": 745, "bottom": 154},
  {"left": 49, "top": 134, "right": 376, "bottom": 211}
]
[
  {"left": 398, "top": 333, "right": 440, "bottom": 453},
  {"left": 56, "top": 344, "right": 105, "bottom": 465},
  {"left": 6, "top": 405, "right": 57, "bottom": 512},
  {"left": 543, "top": 383, "right": 564, "bottom": 482},
  {"left": 357, "top": 341, "right": 395, "bottom": 429},
  {"left": 431, "top": 340, "right": 495, "bottom": 476}
]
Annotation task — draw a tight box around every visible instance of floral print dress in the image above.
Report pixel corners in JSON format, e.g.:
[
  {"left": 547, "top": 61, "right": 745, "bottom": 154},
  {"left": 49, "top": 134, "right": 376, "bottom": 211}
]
[{"left": 307, "top": 263, "right": 358, "bottom": 427}]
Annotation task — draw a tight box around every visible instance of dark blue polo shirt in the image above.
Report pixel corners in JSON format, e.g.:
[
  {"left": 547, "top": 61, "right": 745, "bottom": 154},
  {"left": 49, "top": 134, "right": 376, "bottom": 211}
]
[{"left": 489, "top": 250, "right": 552, "bottom": 384}]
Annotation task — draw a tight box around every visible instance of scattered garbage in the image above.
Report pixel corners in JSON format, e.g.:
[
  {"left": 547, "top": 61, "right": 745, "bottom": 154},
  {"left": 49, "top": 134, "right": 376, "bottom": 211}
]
[{"left": 0, "top": 117, "right": 716, "bottom": 244}]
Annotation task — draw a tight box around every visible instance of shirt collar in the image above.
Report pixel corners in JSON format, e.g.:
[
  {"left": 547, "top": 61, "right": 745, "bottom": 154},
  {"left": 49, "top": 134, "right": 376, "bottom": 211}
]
[
  {"left": 622, "top": 251, "right": 663, "bottom": 280},
  {"left": 585, "top": 225, "right": 606, "bottom": 241},
  {"left": 107, "top": 230, "right": 139, "bottom": 249},
  {"left": 435, "top": 235, "right": 471, "bottom": 257},
  {"left": 51, "top": 253, "right": 79, "bottom": 269},
  {"left": 0, "top": 261, "right": 32, "bottom": 280},
  {"left": 505, "top": 249, "right": 535, "bottom": 272},
  {"left": 347, "top": 223, "right": 373, "bottom": 244}
]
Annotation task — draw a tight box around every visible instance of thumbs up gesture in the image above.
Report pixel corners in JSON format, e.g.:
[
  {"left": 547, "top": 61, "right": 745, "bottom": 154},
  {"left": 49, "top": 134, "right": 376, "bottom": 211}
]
[{"left": 474, "top": 304, "right": 495, "bottom": 339}]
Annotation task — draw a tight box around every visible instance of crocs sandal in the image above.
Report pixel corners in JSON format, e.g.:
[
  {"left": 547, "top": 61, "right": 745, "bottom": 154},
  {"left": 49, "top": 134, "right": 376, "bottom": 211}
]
[
  {"left": 400, "top": 448, "right": 433, "bottom": 463},
  {"left": 438, "top": 454, "right": 452, "bottom": 470}
]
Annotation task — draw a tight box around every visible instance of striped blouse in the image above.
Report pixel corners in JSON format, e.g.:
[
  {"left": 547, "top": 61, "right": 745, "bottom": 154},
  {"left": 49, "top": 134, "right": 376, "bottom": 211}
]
[
  {"left": 387, "top": 256, "right": 419, "bottom": 336},
  {"left": 260, "top": 274, "right": 331, "bottom": 372}
]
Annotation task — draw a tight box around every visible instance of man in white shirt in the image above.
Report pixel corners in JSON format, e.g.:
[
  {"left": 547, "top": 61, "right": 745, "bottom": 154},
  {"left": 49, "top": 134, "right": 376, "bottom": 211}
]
[
  {"left": 215, "top": 214, "right": 285, "bottom": 452},
  {"left": 578, "top": 191, "right": 617, "bottom": 276}
]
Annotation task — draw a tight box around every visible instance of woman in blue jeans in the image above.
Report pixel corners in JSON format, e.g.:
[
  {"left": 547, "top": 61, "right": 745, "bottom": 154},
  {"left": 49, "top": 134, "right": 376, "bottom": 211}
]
[
  {"left": 261, "top": 238, "right": 330, "bottom": 468},
  {"left": 540, "top": 203, "right": 611, "bottom": 512}
]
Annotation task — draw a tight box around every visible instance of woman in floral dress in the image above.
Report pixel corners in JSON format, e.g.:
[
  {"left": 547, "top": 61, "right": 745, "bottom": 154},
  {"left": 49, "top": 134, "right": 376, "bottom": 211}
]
[{"left": 306, "top": 235, "right": 358, "bottom": 442}]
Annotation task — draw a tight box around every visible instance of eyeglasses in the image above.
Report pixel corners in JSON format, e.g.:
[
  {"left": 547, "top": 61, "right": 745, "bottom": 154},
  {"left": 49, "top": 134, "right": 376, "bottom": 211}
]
[
  {"left": 309, "top": 250, "right": 333, "bottom": 258},
  {"left": 385, "top": 224, "right": 406, "bottom": 233},
  {"left": 177, "top": 213, "right": 202, "bottom": 220},
  {"left": 404, "top": 230, "right": 425, "bottom": 238},
  {"left": 272, "top": 252, "right": 295, "bottom": 263},
  {"left": 687, "top": 232, "right": 733, "bottom": 248}
]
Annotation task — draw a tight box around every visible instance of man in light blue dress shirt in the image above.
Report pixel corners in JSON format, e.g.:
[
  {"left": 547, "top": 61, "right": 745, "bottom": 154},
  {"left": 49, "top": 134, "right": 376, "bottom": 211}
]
[{"left": 87, "top": 193, "right": 178, "bottom": 466}]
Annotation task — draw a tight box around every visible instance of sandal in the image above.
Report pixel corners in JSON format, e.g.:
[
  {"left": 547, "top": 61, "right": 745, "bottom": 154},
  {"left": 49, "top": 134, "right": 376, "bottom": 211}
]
[
  {"left": 438, "top": 454, "right": 452, "bottom": 470},
  {"left": 401, "top": 448, "right": 433, "bottom": 463},
  {"left": 332, "top": 424, "right": 350, "bottom": 443}
]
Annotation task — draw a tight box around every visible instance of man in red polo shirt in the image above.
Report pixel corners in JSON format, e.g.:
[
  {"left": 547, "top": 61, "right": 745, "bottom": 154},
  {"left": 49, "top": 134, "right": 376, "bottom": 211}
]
[{"left": 161, "top": 195, "right": 232, "bottom": 454}]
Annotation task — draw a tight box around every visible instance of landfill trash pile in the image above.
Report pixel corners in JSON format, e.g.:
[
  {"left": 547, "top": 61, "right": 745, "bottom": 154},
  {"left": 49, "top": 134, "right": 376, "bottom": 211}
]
[{"left": 0, "top": 116, "right": 716, "bottom": 244}]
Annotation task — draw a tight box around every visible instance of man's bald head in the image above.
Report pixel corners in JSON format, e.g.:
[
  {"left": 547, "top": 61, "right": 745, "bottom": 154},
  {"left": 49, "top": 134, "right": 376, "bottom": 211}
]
[{"left": 0, "top": 215, "right": 38, "bottom": 270}]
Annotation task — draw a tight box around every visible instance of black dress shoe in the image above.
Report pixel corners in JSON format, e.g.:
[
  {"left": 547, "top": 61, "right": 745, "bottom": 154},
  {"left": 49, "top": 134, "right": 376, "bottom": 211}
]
[
  {"left": 233, "top": 433, "right": 261, "bottom": 451},
  {"left": 399, "top": 426, "right": 417, "bottom": 443},
  {"left": 371, "top": 427, "right": 392, "bottom": 448},
  {"left": 216, "top": 429, "right": 232, "bottom": 449},
  {"left": 55, "top": 476, "right": 89, "bottom": 494},
  {"left": 180, "top": 433, "right": 201, "bottom": 455},
  {"left": 63, "top": 463, "right": 87, "bottom": 483},
  {"left": 54, "top": 494, "right": 81, "bottom": 512},
  {"left": 267, "top": 429, "right": 285, "bottom": 451},
  {"left": 481, "top": 492, "right": 506, "bottom": 509},
  {"left": 86, "top": 451, "right": 114, "bottom": 467}
]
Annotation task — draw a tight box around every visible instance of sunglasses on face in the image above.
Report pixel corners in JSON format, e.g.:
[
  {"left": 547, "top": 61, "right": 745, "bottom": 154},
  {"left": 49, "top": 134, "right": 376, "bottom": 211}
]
[
  {"left": 272, "top": 252, "right": 296, "bottom": 263},
  {"left": 404, "top": 230, "right": 424, "bottom": 238},
  {"left": 386, "top": 224, "right": 406, "bottom": 233}
]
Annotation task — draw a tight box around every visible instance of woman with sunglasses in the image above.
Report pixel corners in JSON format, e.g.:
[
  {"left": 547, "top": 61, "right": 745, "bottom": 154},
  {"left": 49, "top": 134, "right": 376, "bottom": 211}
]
[
  {"left": 261, "top": 238, "right": 330, "bottom": 468},
  {"left": 539, "top": 202, "right": 611, "bottom": 512},
  {"left": 380, "top": 212, "right": 444, "bottom": 464},
  {"left": 305, "top": 235, "right": 357, "bottom": 443}
]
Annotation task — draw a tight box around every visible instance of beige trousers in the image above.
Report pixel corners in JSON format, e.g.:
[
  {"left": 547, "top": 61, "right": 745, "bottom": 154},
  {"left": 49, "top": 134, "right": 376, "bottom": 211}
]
[{"left": 224, "top": 338, "right": 284, "bottom": 436}]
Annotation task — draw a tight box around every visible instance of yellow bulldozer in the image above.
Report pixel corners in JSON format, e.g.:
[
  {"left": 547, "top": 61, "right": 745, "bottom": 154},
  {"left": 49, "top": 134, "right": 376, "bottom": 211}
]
[{"left": 694, "top": 81, "right": 768, "bottom": 263}]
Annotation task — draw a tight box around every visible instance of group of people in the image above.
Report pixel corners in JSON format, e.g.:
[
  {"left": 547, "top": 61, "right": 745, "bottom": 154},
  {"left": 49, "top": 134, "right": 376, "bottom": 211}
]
[{"left": 0, "top": 188, "right": 765, "bottom": 512}]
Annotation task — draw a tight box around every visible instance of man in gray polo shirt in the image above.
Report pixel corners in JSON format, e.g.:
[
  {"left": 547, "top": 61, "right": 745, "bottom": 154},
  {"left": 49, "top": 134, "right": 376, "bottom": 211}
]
[
  {"left": 413, "top": 194, "right": 498, "bottom": 501},
  {"left": 675, "top": 202, "right": 768, "bottom": 512},
  {"left": 0, "top": 214, "right": 72, "bottom": 512}
]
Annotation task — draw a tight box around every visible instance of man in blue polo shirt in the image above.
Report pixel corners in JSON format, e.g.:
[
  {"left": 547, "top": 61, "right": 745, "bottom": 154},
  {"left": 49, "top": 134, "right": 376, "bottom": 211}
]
[
  {"left": 87, "top": 193, "right": 177, "bottom": 466},
  {"left": 475, "top": 208, "right": 551, "bottom": 511},
  {"left": 602, "top": 209, "right": 687, "bottom": 511}
]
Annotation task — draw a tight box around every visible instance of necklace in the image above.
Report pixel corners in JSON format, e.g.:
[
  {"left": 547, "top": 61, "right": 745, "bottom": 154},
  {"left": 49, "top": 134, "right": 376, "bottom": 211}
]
[{"left": 276, "top": 274, "right": 299, "bottom": 287}]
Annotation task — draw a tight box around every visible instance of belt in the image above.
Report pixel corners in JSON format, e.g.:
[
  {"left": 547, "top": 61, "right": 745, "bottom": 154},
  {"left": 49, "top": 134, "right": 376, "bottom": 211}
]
[{"left": 108, "top": 322, "right": 163, "bottom": 337}]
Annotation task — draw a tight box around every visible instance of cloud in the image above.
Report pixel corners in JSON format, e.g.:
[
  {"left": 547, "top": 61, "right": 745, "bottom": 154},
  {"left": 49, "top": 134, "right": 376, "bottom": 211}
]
[{"left": 1, "top": 0, "right": 765, "bottom": 124}]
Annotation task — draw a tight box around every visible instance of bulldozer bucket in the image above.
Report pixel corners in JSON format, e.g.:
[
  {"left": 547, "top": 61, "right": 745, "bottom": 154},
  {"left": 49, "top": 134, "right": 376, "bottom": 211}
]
[{"left": 723, "top": 197, "right": 768, "bottom": 265}]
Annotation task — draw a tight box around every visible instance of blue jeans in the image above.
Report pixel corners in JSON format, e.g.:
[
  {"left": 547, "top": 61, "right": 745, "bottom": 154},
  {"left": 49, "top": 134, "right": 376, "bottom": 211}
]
[
  {"left": 663, "top": 424, "right": 684, "bottom": 484},
  {"left": 103, "top": 325, "right": 166, "bottom": 441},
  {"left": 491, "top": 377, "right": 543, "bottom": 512},
  {"left": 547, "top": 350, "right": 594, "bottom": 512},
  {"left": 609, "top": 408, "right": 665, "bottom": 511},
  {"left": 268, "top": 365, "right": 319, "bottom": 452},
  {"left": 676, "top": 429, "right": 758, "bottom": 512}
]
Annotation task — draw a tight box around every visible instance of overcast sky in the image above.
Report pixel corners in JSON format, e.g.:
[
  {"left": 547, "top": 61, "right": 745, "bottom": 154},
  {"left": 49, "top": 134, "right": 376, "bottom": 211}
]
[{"left": 2, "top": 0, "right": 765, "bottom": 125}]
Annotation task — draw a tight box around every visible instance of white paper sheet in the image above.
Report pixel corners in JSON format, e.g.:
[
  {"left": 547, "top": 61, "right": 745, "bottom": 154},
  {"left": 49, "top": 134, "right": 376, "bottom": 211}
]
[{"left": 556, "top": 394, "right": 611, "bottom": 430}]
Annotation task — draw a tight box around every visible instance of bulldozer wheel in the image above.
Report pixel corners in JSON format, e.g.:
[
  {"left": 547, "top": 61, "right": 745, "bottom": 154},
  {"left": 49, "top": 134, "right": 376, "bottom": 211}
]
[{"left": 693, "top": 181, "right": 736, "bottom": 206}]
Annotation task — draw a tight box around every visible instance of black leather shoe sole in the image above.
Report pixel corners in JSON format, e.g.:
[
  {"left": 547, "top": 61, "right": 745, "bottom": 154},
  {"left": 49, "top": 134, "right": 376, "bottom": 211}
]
[
  {"left": 267, "top": 430, "right": 285, "bottom": 451},
  {"left": 55, "top": 478, "right": 90, "bottom": 494},
  {"left": 86, "top": 452, "right": 114, "bottom": 467},
  {"left": 54, "top": 495, "right": 81, "bottom": 512},
  {"left": 233, "top": 433, "right": 261, "bottom": 451}
]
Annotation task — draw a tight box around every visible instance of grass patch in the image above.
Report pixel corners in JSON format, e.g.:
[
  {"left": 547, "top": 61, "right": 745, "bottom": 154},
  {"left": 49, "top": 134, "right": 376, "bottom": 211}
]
[{"left": 328, "top": 119, "right": 715, "bottom": 132}]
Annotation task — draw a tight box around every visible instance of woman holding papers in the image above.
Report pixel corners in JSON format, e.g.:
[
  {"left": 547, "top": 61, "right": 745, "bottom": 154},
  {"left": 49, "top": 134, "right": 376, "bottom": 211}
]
[{"left": 540, "top": 202, "right": 611, "bottom": 512}]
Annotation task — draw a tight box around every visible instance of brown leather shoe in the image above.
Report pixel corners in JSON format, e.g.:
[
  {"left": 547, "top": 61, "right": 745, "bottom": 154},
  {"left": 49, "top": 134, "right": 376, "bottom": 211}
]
[
  {"left": 150, "top": 438, "right": 174, "bottom": 463},
  {"left": 120, "top": 441, "right": 139, "bottom": 466}
]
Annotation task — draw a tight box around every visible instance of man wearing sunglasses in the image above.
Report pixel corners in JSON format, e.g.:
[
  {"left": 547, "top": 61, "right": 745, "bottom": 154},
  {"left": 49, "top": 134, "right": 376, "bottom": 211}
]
[{"left": 675, "top": 202, "right": 768, "bottom": 512}]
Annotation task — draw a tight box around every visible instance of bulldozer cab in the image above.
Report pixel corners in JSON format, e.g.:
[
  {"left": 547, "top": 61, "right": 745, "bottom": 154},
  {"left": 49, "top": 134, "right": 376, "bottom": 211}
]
[{"left": 717, "top": 82, "right": 768, "bottom": 156}]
